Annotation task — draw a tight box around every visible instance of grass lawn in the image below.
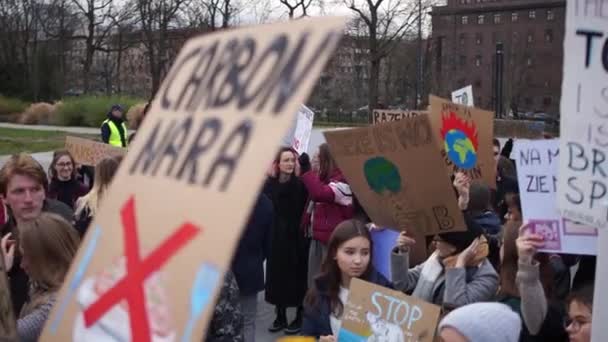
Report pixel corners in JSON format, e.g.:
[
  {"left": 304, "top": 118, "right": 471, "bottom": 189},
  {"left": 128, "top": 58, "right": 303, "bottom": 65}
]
[{"left": 0, "top": 127, "right": 98, "bottom": 155}]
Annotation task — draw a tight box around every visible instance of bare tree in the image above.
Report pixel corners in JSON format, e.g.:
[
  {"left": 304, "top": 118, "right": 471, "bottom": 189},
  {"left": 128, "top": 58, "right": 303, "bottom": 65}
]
[
  {"left": 137, "top": 0, "right": 190, "bottom": 95},
  {"left": 278, "top": 0, "right": 317, "bottom": 18},
  {"left": 343, "top": 0, "right": 430, "bottom": 110}
]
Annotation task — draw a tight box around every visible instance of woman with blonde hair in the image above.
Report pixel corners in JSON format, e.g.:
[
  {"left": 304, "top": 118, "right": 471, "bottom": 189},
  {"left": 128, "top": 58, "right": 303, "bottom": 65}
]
[
  {"left": 74, "top": 156, "right": 121, "bottom": 236},
  {"left": 1, "top": 212, "right": 80, "bottom": 342}
]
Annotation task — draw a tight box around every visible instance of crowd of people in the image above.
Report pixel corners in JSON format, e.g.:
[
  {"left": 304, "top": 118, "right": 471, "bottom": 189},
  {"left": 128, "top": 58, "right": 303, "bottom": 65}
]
[{"left": 0, "top": 104, "right": 598, "bottom": 342}]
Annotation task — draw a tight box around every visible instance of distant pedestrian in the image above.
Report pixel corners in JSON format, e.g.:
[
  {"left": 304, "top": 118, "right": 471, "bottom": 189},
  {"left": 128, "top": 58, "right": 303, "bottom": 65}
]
[{"left": 101, "top": 104, "right": 127, "bottom": 148}]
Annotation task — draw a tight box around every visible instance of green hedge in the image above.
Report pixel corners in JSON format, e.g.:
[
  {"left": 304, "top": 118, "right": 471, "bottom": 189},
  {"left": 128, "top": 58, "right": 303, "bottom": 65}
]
[
  {"left": 54, "top": 95, "right": 142, "bottom": 127},
  {"left": 0, "top": 95, "right": 29, "bottom": 118}
]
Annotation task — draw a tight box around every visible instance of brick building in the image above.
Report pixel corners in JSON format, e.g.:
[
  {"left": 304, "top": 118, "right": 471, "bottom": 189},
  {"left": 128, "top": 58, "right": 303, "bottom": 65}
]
[{"left": 430, "top": 0, "right": 566, "bottom": 116}]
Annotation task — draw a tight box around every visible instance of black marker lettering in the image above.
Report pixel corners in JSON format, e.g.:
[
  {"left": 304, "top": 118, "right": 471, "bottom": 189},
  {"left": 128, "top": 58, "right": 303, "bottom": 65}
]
[
  {"left": 576, "top": 29, "right": 604, "bottom": 68},
  {"left": 176, "top": 118, "right": 222, "bottom": 184},
  {"left": 566, "top": 177, "right": 585, "bottom": 205},
  {"left": 204, "top": 119, "right": 252, "bottom": 191},
  {"left": 129, "top": 118, "right": 178, "bottom": 175}
]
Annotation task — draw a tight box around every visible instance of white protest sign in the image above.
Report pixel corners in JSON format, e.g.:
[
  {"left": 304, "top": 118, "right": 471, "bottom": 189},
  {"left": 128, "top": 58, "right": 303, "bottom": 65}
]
[
  {"left": 515, "top": 139, "right": 597, "bottom": 255},
  {"left": 557, "top": 1, "right": 608, "bottom": 229},
  {"left": 451, "top": 85, "right": 474, "bottom": 107},
  {"left": 280, "top": 105, "right": 315, "bottom": 155}
]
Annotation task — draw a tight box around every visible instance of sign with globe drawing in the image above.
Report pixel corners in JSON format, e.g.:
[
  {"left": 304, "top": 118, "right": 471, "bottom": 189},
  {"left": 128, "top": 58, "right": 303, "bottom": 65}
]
[{"left": 429, "top": 95, "right": 495, "bottom": 188}]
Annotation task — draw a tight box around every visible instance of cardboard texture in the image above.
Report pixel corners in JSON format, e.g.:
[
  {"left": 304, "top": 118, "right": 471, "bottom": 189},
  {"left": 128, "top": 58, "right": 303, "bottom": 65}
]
[
  {"left": 371, "top": 109, "right": 425, "bottom": 125},
  {"left": 338, "top": 278, "right": 440, "bottom": 342},
  {"left": 324, "top": 115, "right": 465, "bottom": 237},
  {"left": 41, "top": 17, "right": 346, "bottom": 342},
  {"left": 494, "top": 119, "right": 545, "bottom": 139},
  {"left": 557, "top": 1, "right": 608, "bottom": 229},
  {"left": 451, "top": 85, "right": 474, "bottom": 107},
  {"left": 514, "top": 139, "right": 597, "bottom": 255},
  {"left": 0, "top": 248, "right": 16, "bottom": 341},
  {"left": 65, "top": 136, "right": 126, "bottom": 166},
  {"left": 428, "top": 95, "right": 496, "bottom": 188}
]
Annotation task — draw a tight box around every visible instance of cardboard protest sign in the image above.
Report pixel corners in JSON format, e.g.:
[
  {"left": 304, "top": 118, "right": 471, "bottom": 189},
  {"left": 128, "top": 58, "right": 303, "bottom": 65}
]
[
  {"left": 428, "top": 95, "right": 495, "bottom": 188},
  {"left": 451, "top": 85, "right": 474, "bottom": 107},
  {"left": 41, "top": 17, "right": 346, "bottom": 342},
  {"left": 0, "top": 249, "right": 16, "bottom": 342},
  {"left": 324, "top": 115, "right": 465, "bottom": 237},
  {"left": 514, "top": 139, "right": 597, "bottom": 255},
  {"left": 65, "top": 136, "right": 126, "bottom": 166},
  {"left": 371, "top": 109, "right": 424, "bottom": 125},
  {"left": 281, "top": 105, "right": 315, "bottom": 154},
  {"left": 557, "top": 2, "right": 608, "bottom": 229},
  {"left": 494, "top": 119, "right": 545, "bottom": 139},
  {"left": 338, "top": 278, "right": 440, "bottom": 342}
]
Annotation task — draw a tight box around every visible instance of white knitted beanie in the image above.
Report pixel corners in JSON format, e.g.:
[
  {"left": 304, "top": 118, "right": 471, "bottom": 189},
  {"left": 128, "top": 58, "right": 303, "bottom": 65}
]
[{"left": 438, "top": 303, "right": 522, "bottom": 342}]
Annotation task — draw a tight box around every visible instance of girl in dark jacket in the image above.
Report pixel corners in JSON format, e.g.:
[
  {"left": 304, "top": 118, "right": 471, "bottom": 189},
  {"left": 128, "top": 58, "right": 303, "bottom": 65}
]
[
  {"left": 47, "top": 150, "right": 88, "bottom": 209},
  {"left": 264, "top": 147, "right": 309, "bottom": 334},
  {"left": 301, "top": 143, "right": 354, "bottom": 289},
  {"left": 302, "top": 219, "right": 391, "bottom": 340}
]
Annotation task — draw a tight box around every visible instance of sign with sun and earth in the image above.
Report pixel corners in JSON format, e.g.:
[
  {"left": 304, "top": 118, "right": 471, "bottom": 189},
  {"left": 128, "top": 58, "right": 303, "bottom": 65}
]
[{"left": 429, "top": 95, "right": 495, "bottom": 188}]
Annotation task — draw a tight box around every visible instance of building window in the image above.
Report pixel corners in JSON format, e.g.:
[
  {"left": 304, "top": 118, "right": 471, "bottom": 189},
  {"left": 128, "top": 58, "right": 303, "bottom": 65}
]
[
  {"left": 543, "top": 97, "right": 552, "bottom": 106},
  {"left": 513, "top": 31, "right": 519, "bottom": 42},
  {"left": 512, "top": 12, "right": 518, "bottom": 22},
  {"left": 475, "top": 55, "right": 482, "bottom": 67},
  {"left": 476, "top": 33, "right": 483, "bottom": 45},
  {"left": 474, "top": 79, "right": 482, "bottom": 88},
  {"left": 478, "top": 15, "right": 485, "bottom": 24},
  {"left": 529, "top": 10, "right": 536, "bottom": 19},
  {"left": 547, "top": 10, "right": 554, "bottom": 20},
  {"left": 459, "top": 33, "right": 466, "bottom": 46},
  {"left": 462, "top": 16, "right": 468, "bottom": 24},
  {"left": 544, "top": 81, "right": 550, "bottom": 88},
  {"left": 476, "top": 96, "right": 482, "bottom": 105},
  {"left": 525, "top": 97, "right": 533, "bottom": 106},
  {"left": 545, "top": 29, "right": 553, "bottom": 42},
  {"left": 494, "top": 14, "right": 501, "bottom": 24},
  {"left": 527, "top": 33, "right": 534, "bottom": 43},
  {"left": 527, "top": 57, "right": 533, "bottom": 66},
  {"left": 460, "top": 55, "right": 467, "bottom": 66}
]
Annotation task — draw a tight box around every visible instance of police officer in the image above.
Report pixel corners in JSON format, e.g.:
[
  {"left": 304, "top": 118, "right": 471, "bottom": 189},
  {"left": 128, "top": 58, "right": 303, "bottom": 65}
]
[{"left": 101, "top": 104, "right": 128, "bottom": 147}]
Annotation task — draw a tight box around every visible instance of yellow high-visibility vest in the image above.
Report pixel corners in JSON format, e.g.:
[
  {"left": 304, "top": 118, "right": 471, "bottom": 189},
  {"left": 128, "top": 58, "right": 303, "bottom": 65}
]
[{"left": 103, "top": 119, "right": 128, "bottom": 147}]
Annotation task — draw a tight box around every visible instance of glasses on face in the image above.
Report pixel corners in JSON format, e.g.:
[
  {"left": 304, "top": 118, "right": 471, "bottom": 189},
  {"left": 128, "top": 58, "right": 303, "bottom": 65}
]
[
  {"left": 56, "top": 162, "right": 73, "bottom": 168},
  {"left": 564, "top": 317, "right": 591, "bottom": 332}
]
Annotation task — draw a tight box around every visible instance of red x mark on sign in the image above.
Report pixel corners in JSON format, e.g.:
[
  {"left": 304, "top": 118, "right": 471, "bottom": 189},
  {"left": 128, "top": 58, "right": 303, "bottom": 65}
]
[{"left": 83, "top": 195, "right": 201, "bottom": 341}]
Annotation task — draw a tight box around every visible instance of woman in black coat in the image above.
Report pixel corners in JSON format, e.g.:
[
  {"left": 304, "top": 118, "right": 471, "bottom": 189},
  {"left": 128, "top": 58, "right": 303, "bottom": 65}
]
[{"left": 264, "top": 147, "right": 309, "bottom": 335}]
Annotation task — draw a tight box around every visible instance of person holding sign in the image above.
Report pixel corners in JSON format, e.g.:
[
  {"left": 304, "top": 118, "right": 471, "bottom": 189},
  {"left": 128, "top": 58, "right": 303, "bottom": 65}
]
[
  {"left": 1, "top": 213, "right": 79, "bottom": 342},
  {"left": 264, "top": 147, "right": 309, "bottom": 335},
  {"left": 391, "top": 216, "right": 498, "bottom": 309},
  {"left": 73, "top": 156, "right": 121, "bottom": 236},
  {"left": 301, "top": 144, "right": 354, "bottom": 288},
  {"left": 498, "top": 221, "right": 568, "bottom": 341},
  {"left": 301, "top": 219, "right": 391, "bottom": 340}
]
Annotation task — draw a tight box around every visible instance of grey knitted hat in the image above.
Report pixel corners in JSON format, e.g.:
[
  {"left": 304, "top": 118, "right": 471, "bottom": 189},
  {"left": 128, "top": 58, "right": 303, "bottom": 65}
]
[{"left": 438, "top": 303, "right": 522, "bottom": 342}]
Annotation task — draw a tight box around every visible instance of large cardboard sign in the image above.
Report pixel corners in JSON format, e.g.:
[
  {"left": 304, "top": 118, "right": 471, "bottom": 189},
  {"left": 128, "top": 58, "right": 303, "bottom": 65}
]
[
  {"left": 514, "top": 139, "right": 597, "bottom": 255},
  {"left": 371, "top": 109, "right": 424, "bottom": 125},
  {"left": 557, "top": 1, "right": 608, "bottom": 229},
  {"left": 338, "top": 278, "right": 440, "bottom": 342},
  {"left": 324, "top": 115, "right": 465, "bottom": 236},
  {"left": 428, "top": 95, "right": 495, "bottom": 188},
  {"left": 41, "top": 17, "right": 346, "bottom": 342},
  {"left": 281, "top": 105, "right": 315, "bottom": 155},
  {"left": 451, "top": 85, "right": 474, "bottom": 107},
  {"left": 494, "top": 119, "right": 545, "bottom": 139},
  {"left": 65, "top": 136, "right": 126, "bottom": 166}
]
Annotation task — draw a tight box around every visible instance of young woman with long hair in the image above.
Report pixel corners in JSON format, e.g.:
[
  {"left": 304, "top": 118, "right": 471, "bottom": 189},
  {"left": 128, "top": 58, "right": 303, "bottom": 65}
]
[
  {"left": 301, "top": 143, "right": 354, "bottom": 290},
  {"left": 73, "top": 156, "right": 121, "bottom": 236},
  {"left": 47, "top": 150, "right": 88, "bottom": 209},
  {"left": 264, "top": 147, "right": 309, "bottom": 334},
  {"left": 1, "top": 212, "right": 80, "bottom": 341},
  {"left": 301, "top": 219, "right": 391, "bottom": 340}
]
